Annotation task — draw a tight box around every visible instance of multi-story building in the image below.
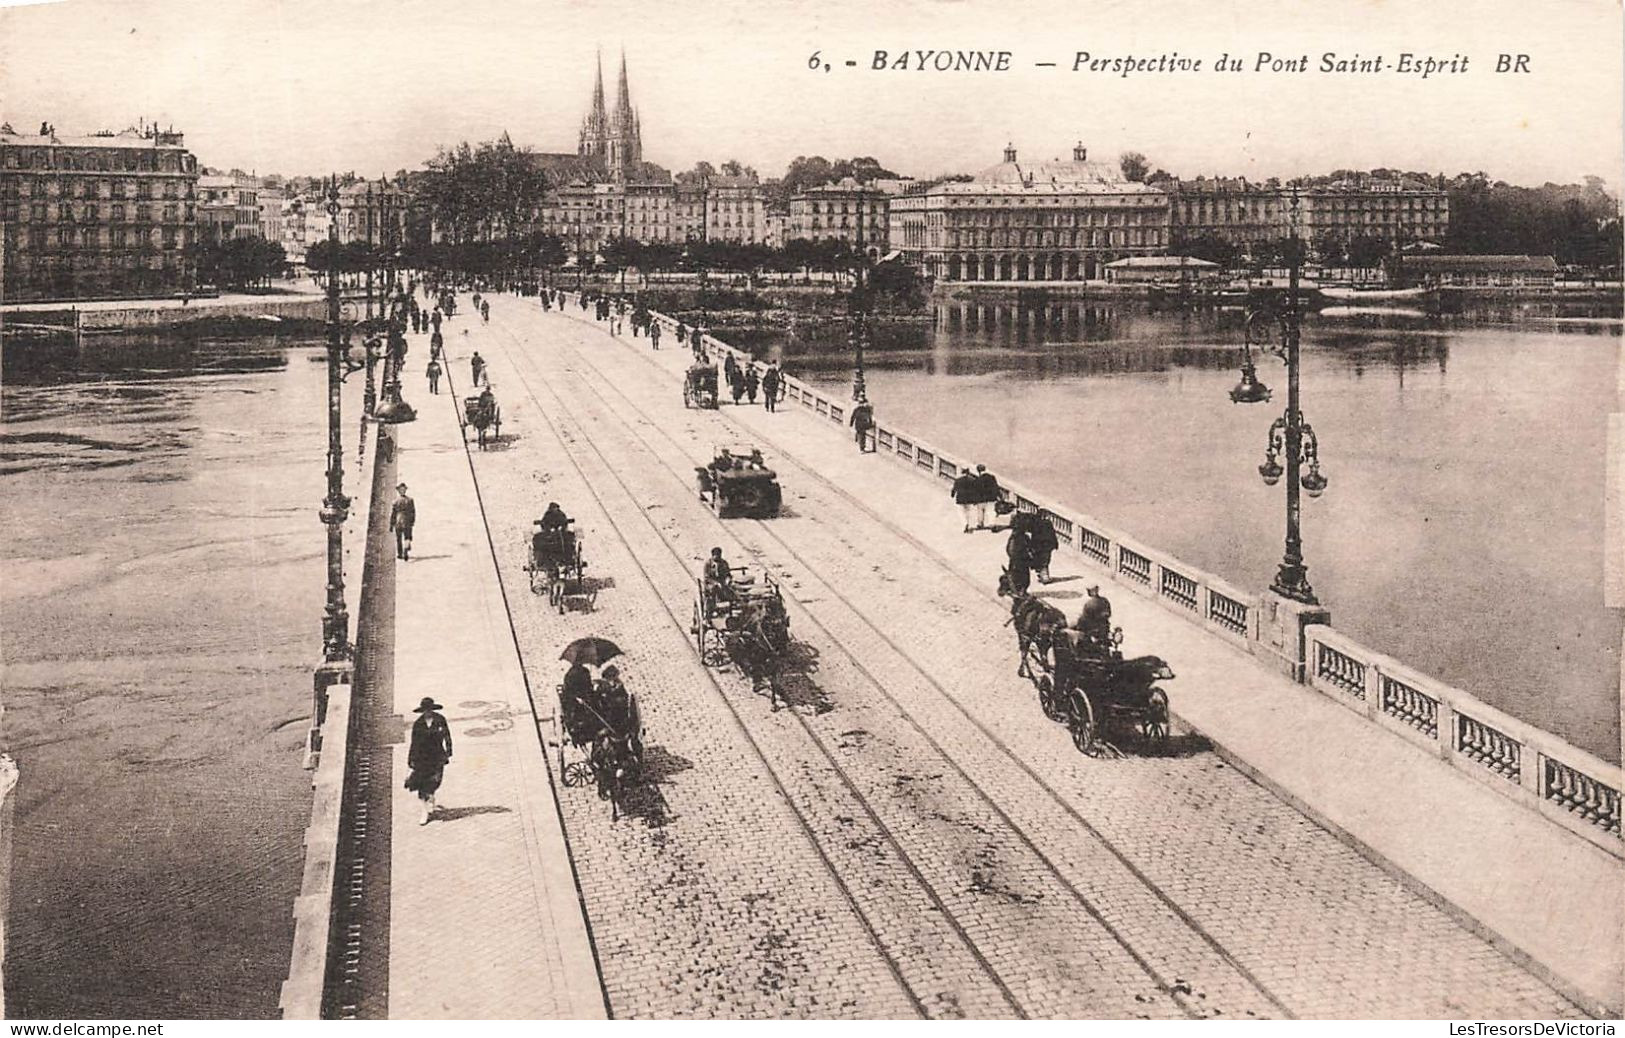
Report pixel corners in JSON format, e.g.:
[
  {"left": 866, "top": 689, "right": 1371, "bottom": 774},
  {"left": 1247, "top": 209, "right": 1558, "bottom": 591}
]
[
  {"left": 762, "top": 207, "right": 788, "bottom": 249},
  {"left": 704, "top": 174, "right": 766, "bottom": 244},
  {"left": 0, "top": 122, "right": 199, "bottom": 301},
  {"left": 891, "top": 143, "right": 1170, "bottom": 282},
  {"left": 197, "top": 170, "right": 262, "bottom": 243},
  {"left": 1298, "top": 175, "right": 1449, "bottom": 252},
  {"left": 335, "top": 178, "right": 408, "bottom": 248},
  {"left": 789, "top": 177, "right": 889, "bottom": 256},
  {"left": 280, "top": 195, "right": 309, "bottom": 264},
  {"left": 672, "top": 173, "right": 706, "bottom": 243},
  {"left": 1166, "top": 177, "right": 1285, "bottom": 252},
  {"left": 257, "top": 184, "right": 286, "bottom": 250}
]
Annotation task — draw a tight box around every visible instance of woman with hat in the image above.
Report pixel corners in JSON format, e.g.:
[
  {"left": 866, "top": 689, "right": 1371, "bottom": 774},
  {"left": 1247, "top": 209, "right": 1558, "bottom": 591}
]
[{"left": 405, "top": 696, "right": 454, "bottom": 825}]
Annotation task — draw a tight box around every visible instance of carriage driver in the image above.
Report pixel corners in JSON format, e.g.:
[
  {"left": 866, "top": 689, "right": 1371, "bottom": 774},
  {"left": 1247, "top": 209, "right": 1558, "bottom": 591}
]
[
  {"left": 1074, "top": 585, "right": 1114, "bottom": 658},
  {"left": 704, "top": 546, "right": 736, "bottom": 605},
  {"left": 560, "top": 659, "right": 598, "bottom": 747},
  {"left": 595, "top": 666, "right": 643, "bottom": 759},
  {"left": 539, "top": 502, "right": 572, "bottom": 532}
]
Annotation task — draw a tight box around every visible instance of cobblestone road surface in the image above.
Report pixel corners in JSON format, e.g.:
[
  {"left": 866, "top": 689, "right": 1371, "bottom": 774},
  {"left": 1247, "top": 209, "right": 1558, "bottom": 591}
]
[{"left": 440, "top": 294, "right": 1581, "bottom": 1019}]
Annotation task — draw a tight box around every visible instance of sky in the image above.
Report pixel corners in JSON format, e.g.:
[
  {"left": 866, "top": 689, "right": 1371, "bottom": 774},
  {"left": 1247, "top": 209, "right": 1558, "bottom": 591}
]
[{"left": 0, "top": 0, "right": 1620, "bottom": 188}]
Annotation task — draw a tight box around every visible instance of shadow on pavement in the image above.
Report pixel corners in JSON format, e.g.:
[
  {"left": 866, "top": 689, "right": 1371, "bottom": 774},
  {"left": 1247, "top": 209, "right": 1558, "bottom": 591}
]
[{"left": 434, "top": 804, "right": 515, "bottom": 823}]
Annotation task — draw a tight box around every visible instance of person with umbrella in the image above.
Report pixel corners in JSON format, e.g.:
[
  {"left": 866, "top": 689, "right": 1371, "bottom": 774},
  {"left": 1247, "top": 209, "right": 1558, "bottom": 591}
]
[
  {"left": 404, "top": 696, "right": 454, "bottom": 825},
  {"left": 561, "top": 659, "right": 598, "bottom": 749}
]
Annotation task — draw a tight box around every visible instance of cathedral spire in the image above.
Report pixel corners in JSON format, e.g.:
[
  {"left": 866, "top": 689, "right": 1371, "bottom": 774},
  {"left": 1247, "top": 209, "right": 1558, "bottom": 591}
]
[{"left": 590, "top": 49, "right": 607, "bottom": 128}]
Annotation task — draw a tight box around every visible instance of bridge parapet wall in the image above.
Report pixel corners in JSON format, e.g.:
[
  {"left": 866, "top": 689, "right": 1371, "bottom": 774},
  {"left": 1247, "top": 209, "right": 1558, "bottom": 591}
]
[
  {"left": 279, "top": 405, "right": 388, "bottom": 1018},
  {"left": 631, "top": 299, "right": 1622, "bottom": 862}
]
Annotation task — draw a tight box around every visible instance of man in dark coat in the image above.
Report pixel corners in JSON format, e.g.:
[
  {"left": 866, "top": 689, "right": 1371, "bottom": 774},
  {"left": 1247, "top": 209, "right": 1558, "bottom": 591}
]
[
  {"left": 1029, "top": 513, "right": 1060, "bottom": 583},
  {"left": 426, "top": 358, "right": 441, "bottom": 395},
  {"left": 972, "top": 464, "right": 1001, "bottom": 527},
  {"left": 951, "top": 469, "right": 979, "bottom": 532},
  {"left": 1005, "top": 515, "right": 1033, "bottom": 595},
  {"left": 649, "top": 321, "right": 662, "bottom": 350},
  {"left": 470, "top": 351, "right": 485, "bottom": 387},
  {"left": 389, "top": 482, "right": 415, "bottom": 560},
  {"left": 404, "top": 697, "right": 454, "bottom": 825},
  {"left": 744, "top": 366, "right": 760, "bottom": 404},
  {"left": 762, "top": 364, "right": 781, "bottom": 412}
]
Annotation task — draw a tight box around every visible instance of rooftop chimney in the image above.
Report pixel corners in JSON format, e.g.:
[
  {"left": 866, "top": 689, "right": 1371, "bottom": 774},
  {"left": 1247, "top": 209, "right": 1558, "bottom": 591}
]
[
  {"left": 1003, "top": 143, "right": 1017, "bottom": 163},
  {"left": 1073, "top": 142, "right": 1087, "bottom": 162}
]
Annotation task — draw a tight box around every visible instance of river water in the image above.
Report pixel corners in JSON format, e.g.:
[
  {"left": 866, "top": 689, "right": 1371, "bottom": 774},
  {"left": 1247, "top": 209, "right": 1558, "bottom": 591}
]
[
  {"left": 0, "top": 332, "right": 348, "bottom": 1017},
  {"left": 711, "top": 296, "right": 1623, "bottom": 763}
]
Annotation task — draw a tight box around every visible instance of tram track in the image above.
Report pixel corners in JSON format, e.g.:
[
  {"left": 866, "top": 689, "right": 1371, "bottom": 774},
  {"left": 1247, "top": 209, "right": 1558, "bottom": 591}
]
[
  {"left": 521, "top": 295, "right": 1587, "bottom": 1022},
  {"left": 474, "top": 315, "right": 1027, "bottom": 1018},
  {"left": 533, "top": 305, "right": 1301, "bottom": 1019},
  {"left": 481, "top": 305, "right": 1279, "bottom": 1018}
]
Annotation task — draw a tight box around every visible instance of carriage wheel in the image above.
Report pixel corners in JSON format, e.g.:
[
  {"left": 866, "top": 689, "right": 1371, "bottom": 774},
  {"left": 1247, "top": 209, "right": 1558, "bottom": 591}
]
[
  {"left": 562, "top": 759, "right": 593, "bottom": 788},
  {"left": 1142, "top": 688, "right": 1170, "bottom": 746},
  {"left": 1037, "top": 676, "right": 1063, "bottom": 722},
  {"left": 1068, "top": 691, "right": 1098, "bottom": 755}
]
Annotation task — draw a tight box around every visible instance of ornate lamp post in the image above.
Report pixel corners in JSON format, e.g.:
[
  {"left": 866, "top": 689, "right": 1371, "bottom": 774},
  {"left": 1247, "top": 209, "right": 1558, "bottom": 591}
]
[
  {"left": 849, "top": 184, "right": 870, "bottom": 405},
  {"left": 1230, "top": 191, "right": 1328, "bottom": 606},
  {"left": 318, "top": 177, "right": 352, "bottom": 668}
]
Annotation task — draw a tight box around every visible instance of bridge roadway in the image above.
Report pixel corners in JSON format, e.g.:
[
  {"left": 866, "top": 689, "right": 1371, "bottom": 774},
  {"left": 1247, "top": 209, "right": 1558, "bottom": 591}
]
[{"left": 380, "top": 292, "right": 1588, "bottom": 1019}]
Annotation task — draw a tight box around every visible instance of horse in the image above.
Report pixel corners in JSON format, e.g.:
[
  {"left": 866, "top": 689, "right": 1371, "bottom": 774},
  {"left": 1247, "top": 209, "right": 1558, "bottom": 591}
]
[
  {"left": 728, "top": 593, "right": 792, "bottom": 708},
  {"left": 998, "top": 568, "right": 1068, "bottom": 678}
]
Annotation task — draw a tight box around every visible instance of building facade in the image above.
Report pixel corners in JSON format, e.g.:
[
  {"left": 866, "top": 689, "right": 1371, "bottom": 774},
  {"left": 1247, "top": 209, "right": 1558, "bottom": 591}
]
[
  {"left": 1298, "top": 176, "right": 1449, "bottom": 252},
  {"left": 892, "top": 144, "right": 1170, "bottom": 282},
  {"left": 1396, "top": 253, "right": 1555, "bottom": 289},
  {"left": 704, "top": 174, "right": 766, "bottom": 244},
  {"left": 789, "top": 178, "right": 889, "bottom": 255},
  {"left": 0, "top": 123, "right": 199, "bottom": 302},
  {"left": 197, "top": 171, "right": 262, "bottom": 244},
  {"left": 1166, "top": 177, "right": 1285, "bottom": 251}
]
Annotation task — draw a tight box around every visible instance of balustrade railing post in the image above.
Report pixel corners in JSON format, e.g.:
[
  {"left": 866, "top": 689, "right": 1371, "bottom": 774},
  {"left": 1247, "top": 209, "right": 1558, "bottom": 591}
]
[{"left": 1364, "top": 660, "right": 1384, "bottom": 723}]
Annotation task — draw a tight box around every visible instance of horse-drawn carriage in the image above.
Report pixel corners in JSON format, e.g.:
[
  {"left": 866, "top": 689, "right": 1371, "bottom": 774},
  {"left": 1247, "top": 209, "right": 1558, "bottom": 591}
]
[
  {"left": 1000, "top": 573, "right": 1174, "bottom": 754},
  {"left": 555, "top": 682, "right": 643, "bottom": 820},
  {"left": 692, "top": 567, "right": 792, "bottom": 709},
  {"left": 684, "top": 364, "right": 719, "bottom": 409},
  {"left": 695, "top": 445, "right": 782, "bottom": 518},
  {"left": 463, "top": 387, "right": 502, "bottom": 449},
  {"left": 525, "top": 521, "right": 591, "bottom": 613}
]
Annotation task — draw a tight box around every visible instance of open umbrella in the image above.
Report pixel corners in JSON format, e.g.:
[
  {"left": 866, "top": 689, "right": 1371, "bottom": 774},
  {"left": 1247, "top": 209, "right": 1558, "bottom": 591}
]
[{"left": 559, "top": 637, "right": 623, "bottom": 667}]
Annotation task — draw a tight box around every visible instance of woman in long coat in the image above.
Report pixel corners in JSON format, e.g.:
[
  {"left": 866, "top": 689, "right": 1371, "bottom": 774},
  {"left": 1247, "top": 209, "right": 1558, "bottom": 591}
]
[
  {"left": 1005, "top": 513, "right": 1034, "bottom": 595},
  {"left": 405, "top": 697, "right": 454, "bottom": 825}
]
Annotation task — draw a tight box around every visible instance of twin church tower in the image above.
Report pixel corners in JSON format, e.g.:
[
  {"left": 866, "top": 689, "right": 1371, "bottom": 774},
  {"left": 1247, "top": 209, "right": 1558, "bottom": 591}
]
[{"left": 577, "top": 49, "right": 643, "bottom": 179}]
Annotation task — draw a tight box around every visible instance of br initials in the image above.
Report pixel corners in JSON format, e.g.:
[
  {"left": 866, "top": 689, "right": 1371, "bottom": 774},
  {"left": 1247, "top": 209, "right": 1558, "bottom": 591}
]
[{"left": 1495, "top": 54, "right": 1532, "bottom": 73}]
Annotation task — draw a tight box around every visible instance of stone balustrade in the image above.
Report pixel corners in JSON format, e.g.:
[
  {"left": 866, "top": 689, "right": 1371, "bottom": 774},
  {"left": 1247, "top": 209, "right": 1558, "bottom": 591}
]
[
  {"left": 619, "top": 298, "right": 1621, "bottom": 859},
  {"left": 1305, "top": 625, "right": 1622, "bottom": 857}
]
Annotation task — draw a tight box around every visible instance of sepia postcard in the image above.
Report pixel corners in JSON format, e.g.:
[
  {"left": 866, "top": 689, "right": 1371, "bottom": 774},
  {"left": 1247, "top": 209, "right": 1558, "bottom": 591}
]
[{"left": 0, "top": 0, "right": 1620, "bottom": 1025}]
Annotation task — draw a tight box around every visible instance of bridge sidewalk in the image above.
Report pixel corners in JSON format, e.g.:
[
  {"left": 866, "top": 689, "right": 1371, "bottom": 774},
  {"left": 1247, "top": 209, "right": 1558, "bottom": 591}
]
[
  {"left": 381, "top": 346, "right": 606, "bottom": 1019},
  {"left": 553, "top": 298, "right": 1622, "bottom": 1017}
]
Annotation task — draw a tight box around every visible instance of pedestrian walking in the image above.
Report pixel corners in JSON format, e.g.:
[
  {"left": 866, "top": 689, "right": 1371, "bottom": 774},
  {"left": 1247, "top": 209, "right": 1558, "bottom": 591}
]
[
  {"left": 691, "top": 327, "right": 704, "bottom": 354},
  {"left": 390, "top": 482, "right": 416, "bottom": 560},
  {"left": 744, "top": 366, "right": 760, "bottom": 404},
  {"left": 972, "top": 464, "right": 1002, "bottom": 528},
  {"left": 426, "top": 358, "right": 442, "bottom": 395},
  {"left": 850, "top": 401, "right": 875, "bottom": 452},
  {"left": 1005, "top": 523, "right": 1033, "bottom": 595},
  {"left": 1029, "top": 511, "right": 1059, "bottom": 583},
  {"left": 649, "top": 322, "right": 661, "bottom": 350},
  {"left": 762, "top": 364, "right": 781, "bottom": 412},
  {"left": 729, "top": 367, "right": 746, "bottom": 405},
  {"left": 470, "top": 351, "right": 485, "bottom": 387},
  {"left": 431, "top": 310, "right": 442, "bottom": 333},
  {"left": 404, "top": 697, "right": 454, "bottom": 825},
  {"left": 951, "top": 468, "right": 979, "bottom": 532},
  {"left": 723, "top": 353, "right": 739, "bottom": 388},
  {"left": 481, "top": 300, "right": 490, "bottom": 323}
]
